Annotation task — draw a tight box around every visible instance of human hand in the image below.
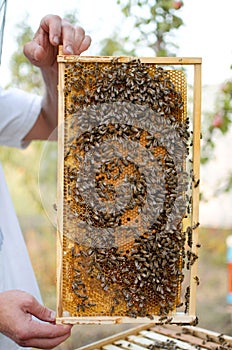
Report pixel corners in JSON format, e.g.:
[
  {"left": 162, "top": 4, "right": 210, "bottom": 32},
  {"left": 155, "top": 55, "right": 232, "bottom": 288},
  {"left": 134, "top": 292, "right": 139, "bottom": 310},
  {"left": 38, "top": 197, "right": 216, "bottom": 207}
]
[
  {"left": 23, "top": 14, "right": 91, "bottom": 71},
  {"left": 0, "top": 290, "right": 72, "bottom": 349},
  {"left": 22, "top": 14, "right": 91, "bottom": 141}
]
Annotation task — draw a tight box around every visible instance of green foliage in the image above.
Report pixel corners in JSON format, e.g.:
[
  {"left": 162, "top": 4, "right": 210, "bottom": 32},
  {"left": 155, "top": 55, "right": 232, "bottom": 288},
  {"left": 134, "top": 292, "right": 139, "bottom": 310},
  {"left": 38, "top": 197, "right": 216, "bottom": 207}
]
[
  {"left": 0, "top": 143, "right": 44, "bottom": 215},
  {"left": 114, "top": 0, "right": 184, "bottom": 56},
  {"left": 201, "top": 77, "right": 232, "bottom": 194},
  {"left": 8, "top": 14, "right": 43, "bottom": 94},
  {"left": 202, "top": 80, "right": 232, "bottom": 155},
  {"left": 63, "top": 10, "right": 80, "bottom": 24},
  {"left": 100, "top": 37, "right": 136, "bottom": 56}
]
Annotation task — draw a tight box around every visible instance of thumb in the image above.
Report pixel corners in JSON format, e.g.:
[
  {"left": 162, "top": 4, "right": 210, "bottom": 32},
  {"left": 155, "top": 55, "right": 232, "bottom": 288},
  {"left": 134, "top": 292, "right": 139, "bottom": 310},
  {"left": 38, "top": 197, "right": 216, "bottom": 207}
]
[
  {"left": 23, "top": 40, "right": 45, "bottom": 66},
  {"left": 26, "top": 296, "right": 56, "bottom": 323}
]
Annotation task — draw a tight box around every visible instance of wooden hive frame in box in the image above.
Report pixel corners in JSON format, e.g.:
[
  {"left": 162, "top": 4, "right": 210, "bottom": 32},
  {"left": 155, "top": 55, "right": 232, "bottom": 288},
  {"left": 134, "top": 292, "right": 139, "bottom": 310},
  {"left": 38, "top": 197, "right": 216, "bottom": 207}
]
[
  {"left": 56, "top": 50, "right": 202, "bottom": 325},
  {"left": 77, "top": 324, "right": 232, "bottom": 350}
]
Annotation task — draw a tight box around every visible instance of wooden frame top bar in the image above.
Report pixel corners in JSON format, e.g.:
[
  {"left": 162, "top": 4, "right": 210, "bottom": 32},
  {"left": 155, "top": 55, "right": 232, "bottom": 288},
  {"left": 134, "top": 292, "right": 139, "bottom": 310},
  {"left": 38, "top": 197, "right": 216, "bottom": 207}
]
[{"left": 57, "top": 55, "right": 202, "bottom": 65}]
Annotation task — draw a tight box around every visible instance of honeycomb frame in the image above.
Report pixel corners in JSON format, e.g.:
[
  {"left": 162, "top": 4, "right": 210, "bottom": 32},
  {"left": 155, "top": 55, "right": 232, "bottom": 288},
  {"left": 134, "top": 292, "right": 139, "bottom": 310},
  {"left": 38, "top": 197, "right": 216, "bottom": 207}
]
[{"left": 56, "top": 52, "right": 202, "bottom": 325}]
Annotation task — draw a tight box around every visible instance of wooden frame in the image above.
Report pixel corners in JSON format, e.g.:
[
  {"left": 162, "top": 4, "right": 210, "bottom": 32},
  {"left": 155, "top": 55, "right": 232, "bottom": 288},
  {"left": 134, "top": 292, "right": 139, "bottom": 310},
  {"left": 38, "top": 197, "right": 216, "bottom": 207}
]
[{"left": 56, "top": 53, "right": 202, "bottom": 325}]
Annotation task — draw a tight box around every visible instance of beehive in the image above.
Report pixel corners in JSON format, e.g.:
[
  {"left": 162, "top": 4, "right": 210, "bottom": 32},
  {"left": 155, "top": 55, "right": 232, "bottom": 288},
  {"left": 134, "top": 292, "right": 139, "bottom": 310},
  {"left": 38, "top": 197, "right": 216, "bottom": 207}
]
[
  {"left": 77, "top": 324, "right": 232, "bottom": 350},
  {"left": 56, "top": 52, "right": 202, "bottom": 325}
]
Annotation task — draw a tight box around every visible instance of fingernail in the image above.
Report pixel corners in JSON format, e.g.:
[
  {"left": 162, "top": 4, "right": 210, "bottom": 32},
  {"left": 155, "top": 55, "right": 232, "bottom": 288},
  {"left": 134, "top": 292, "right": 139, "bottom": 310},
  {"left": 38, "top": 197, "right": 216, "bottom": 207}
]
[
  {"left": 65, "top": 45, "right": 74, "bottom": 54},
  {"left": 50, "top": 310, "right": 56, "bottom": 321},
  {"left": 53, "top": 35, "right": 60, "bottom": 45}
]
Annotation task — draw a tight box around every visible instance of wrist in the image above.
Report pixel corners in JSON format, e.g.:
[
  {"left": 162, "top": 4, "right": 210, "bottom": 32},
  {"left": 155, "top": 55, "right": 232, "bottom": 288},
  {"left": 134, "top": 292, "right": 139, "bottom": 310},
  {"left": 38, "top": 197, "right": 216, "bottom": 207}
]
[{"left": 40, "top": 67, "right": 58, "bottom": 133}]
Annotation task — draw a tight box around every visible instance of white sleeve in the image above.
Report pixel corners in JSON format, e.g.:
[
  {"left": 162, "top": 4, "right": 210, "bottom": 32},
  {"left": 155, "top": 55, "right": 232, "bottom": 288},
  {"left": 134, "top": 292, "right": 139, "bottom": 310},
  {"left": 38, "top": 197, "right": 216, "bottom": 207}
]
[
  {"left": 0, "top": 164, "right": 42, "bottom": 350},
  {"left": 0, "top": 86, "right": 42, "bottom": 148}
]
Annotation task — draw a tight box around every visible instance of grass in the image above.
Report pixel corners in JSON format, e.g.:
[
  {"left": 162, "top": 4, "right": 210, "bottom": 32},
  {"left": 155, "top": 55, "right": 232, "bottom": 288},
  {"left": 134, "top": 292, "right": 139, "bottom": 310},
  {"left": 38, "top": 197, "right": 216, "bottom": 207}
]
[{"left": 20, "top": 214, "right": 232, "bottom": 349}]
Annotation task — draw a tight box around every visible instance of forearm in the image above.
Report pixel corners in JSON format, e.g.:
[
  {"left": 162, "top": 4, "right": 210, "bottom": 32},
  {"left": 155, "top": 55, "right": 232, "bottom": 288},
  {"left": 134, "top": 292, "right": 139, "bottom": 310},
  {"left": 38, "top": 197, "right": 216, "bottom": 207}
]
[
  {"left": 40, "top": 66, "right": 58, "bottom": 138},
  {"left": 23, "top": 67, "right": 58, "bottom": 141}
]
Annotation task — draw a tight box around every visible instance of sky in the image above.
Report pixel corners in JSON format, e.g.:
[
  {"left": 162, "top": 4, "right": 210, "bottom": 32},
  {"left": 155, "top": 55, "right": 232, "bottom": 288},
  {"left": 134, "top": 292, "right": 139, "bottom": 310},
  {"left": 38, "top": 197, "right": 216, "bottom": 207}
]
[{"left": 1, "top": 0, "right": 232, "bottom": 86}]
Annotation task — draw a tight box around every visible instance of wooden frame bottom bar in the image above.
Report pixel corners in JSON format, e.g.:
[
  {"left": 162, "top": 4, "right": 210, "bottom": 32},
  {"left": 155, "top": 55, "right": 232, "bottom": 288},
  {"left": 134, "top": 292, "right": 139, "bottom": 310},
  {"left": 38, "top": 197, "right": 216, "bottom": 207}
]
[{"left": 56, "top": 314, "right": 196, "bottom": 325}]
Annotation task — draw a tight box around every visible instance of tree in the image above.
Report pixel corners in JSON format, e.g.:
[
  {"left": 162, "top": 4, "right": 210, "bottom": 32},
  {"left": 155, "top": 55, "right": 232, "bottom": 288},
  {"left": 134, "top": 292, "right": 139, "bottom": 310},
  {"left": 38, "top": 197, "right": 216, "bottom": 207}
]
[
  {"left": 100, "top": 0, "right": 184, "bottom": 57},
  {"left": 100, "top": 0, "right": 232, "bottom": 198},
  {"left": 201, "top": 77, "right": 232, "bottom": 195},
  {"left": 7, "top": 15, "right": 43, "bottom": 94}
]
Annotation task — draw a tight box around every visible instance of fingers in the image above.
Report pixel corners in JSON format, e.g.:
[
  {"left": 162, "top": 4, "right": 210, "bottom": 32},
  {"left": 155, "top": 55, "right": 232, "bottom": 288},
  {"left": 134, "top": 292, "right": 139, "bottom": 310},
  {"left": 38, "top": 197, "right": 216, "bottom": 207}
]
[
  {"left": 23, "top": 294, "right": 56, "bottom": 322},
  {"left": 22, "top": 333, "right": 71, "bottom": 349},
  {"left": 61, "top": 18, "right": 91, "bottom": 55},
  {"left": 0, "top": 290, "right": 73, "bottom": 349},
  {"left": 23, "top": 39, "right": 47, "bottom": 64},
  {"left": 21, "top": 295, "right": 73, "bottom": 341},
  {"left": 39, "top": 14, "right": 63, "bottom": 47},
  {"left": 20, "top": 333, "right": 70, "bottom": 349},
  {"left": 77, "top": 34, "right": 92, "bottom": 54},
  {"left": 15, "top": 322, "right": 72, "bottom": 349},
  {"left": 17, "top": 293, "right": 72, "bottom": 348},
  {"left": 23, "top": 14, "right": 91, "bottom": 68},
  {"left": 25, "top": 320, "right": 72, "bottom": 339},
  {"left": 37, "top": 14, "right": 91, "bottom": 54}
]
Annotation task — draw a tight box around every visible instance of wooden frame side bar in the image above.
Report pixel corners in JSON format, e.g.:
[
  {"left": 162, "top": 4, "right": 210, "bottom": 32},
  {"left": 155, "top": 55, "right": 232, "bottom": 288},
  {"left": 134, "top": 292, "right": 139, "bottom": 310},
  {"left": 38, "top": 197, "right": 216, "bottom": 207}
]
[
  {"left": 189, "top": 63, "right": 202, "bottom": 316},
  {"left": 56, "top": 61, "right": 65, "bottom": 318}
]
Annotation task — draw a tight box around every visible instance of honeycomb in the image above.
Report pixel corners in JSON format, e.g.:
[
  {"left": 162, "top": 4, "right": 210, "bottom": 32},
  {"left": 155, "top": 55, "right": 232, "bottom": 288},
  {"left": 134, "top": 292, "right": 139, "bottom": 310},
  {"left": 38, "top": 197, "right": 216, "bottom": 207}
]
[{"left": 58, "top": 57, "right": 193, "bottom": 321}]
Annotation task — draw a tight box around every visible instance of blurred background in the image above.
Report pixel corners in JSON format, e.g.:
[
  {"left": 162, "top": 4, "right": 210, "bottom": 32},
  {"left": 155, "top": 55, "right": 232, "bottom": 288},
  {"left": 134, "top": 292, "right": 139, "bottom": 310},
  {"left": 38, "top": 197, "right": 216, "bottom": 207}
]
[{"left": 0, "top": 0, "right": 232, "bottom": 349}]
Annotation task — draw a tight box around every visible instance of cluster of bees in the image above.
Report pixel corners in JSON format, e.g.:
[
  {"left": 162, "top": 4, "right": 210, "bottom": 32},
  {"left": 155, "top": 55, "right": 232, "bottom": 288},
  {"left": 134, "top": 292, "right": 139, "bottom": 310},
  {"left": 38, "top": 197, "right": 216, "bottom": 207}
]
[
  {"left": 61, "top": 58, "right": 198, "bottom": 319},
  {"left": 146, "top": 332, "right": 230, "bottom": 350}
]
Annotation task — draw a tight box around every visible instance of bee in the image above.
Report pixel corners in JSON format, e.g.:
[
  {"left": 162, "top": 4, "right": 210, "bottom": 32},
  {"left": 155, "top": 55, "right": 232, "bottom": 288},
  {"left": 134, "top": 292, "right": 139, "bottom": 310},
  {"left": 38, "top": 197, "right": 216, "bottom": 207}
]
[
  {"left": 194, "top": 276, "right": 200, "bottom": 285},
  {"left": 186, "top": 226, "right": 193, "bottom": 247},
  {"left": 194, "top": 179, "right": 200, "bottom": 188},
  {"left": 110, "top": 306, "right": 115, "bottom": 315},
  {"left": 176, "top": 302, "right": 183, "bottom": 308},
  {"left": 192, "top": 222, "right": 200, "bottom": 230},
  {"left": 158, "top": 315, "right": 168, "bottom": 322}
]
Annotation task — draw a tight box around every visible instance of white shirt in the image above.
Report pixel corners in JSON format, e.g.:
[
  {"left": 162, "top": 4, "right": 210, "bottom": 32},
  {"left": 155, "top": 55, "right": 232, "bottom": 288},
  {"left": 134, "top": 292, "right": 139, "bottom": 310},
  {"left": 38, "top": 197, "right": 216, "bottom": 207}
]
[
  {"left": 0, "top": 86, "right": 43, "bottom": 349},
  {"left": 0, "top": 86, "right": 41, "bottom": 148}
]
